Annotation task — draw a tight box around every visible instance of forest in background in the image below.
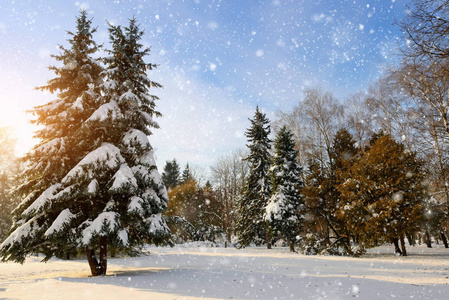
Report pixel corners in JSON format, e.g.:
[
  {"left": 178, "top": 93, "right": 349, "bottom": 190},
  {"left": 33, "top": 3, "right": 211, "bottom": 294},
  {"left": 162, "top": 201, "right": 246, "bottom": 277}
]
[{"left": 155, "top": 0, "right": 449, "bottom": 256}]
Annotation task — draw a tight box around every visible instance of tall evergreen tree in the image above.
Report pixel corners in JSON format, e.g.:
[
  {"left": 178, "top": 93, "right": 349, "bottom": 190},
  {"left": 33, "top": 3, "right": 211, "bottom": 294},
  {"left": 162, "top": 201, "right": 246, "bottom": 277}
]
[
  {"left": 302, "top": 129, "right": 357, "bottom": 255},
  {"left": 162, "top": 159, "right": 180, "bottom": 189},
  {"left": 264, "top": 126, "right": 304, "bottom": 252},
  {"left": 330, "top": 128, "right": 358, "bottom": 251},
  {"left": 0, "top": 15, "right": 170, "bottom": 276},
  {"left": 1, "top": 10, "right": 103, "bottom": 264},
  {"left": 236, "top": 106, "right": 272, "bottom": 248}
]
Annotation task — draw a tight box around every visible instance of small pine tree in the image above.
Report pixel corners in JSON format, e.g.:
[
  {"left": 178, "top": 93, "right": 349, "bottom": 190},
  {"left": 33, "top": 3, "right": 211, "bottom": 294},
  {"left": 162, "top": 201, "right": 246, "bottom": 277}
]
[
  {"left": 264, "top": 126, "right": 304, "bottom": 252},
  {"left": 162, "top": 159, "right": 181, "bottom": 189},
  {"left": 236, "top": 106, "right": 272, "bottom": 248},
  {"left": 181, "top": 163, "right": 193, "bottom": 184},
  {"left": 331, "top": 128, "right": 357, "bottom": 172}
]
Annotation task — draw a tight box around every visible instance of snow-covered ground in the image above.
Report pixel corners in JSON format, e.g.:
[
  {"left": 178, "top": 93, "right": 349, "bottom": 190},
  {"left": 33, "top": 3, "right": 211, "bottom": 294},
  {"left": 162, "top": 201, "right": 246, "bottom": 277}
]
[{"left": 1, "top": 243, "right": 449, "bottom": 299}]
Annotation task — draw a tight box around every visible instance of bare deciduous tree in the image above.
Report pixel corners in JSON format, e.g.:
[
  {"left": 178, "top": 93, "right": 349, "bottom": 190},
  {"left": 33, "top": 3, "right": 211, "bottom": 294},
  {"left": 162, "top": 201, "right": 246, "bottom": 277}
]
[
  {"left": 274, "top": 86, "right": 344, "bottom": 168},
  {"left": 210, "top": 149, "right": 249, "bottom": 244},
  {"left": 399, "top": 0, "right": 449, "bottom": 63},
  {"left": 344, "top": 92, "right": 373, "bottom": 151},
  {"left": 364, "top": 76, "right": 417, "bottom": 151}
]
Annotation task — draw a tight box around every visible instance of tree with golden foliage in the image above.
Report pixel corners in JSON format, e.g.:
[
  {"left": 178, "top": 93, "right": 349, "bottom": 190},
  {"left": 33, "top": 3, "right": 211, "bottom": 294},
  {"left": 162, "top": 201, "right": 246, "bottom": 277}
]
[{"left": 338, "top": 133, "right": 426, "bottom": 256}]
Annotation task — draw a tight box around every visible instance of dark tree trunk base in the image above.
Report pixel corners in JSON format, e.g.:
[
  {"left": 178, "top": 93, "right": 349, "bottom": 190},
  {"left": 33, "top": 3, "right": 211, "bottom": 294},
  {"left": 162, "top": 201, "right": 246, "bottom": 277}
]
[
  {"left": 440, "top": 231, "right": 449, "bottom": 248},
  {"left": 265, "top": 223, "right": 272, "bottom": 249},
  {"left": 392, "top": 238, "right": 402, "bottom": 255},
  {"left": 406, "top": 233, "right": 415, "bottom": 246},
  {"left": 289, "top": 241, "right": 295, "bottom": 252},
  {"left": 86, "top": 237, "right": 108, "bottom": 276},
  {"left": 425, "top": 230, "right": 432, "bottom": 248},
  {"left": 99, "top": 237, "right": 108, "bottom": 275},
  {"left": 400, "top": 236, "right": 407, "bottom": 256}
]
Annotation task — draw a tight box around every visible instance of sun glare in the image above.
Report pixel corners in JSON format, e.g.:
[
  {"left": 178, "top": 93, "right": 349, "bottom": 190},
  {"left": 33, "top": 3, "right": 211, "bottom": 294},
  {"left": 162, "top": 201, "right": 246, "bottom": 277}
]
[{"left": 0, "top": 105, "right": 38, "bottom": 157}]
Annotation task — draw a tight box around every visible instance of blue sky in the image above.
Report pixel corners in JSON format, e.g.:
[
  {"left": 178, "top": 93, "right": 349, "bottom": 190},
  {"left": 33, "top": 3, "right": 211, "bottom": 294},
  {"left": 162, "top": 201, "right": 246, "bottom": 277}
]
[{"left": 0, "top": 0, "right": 408, "bottom": 172}]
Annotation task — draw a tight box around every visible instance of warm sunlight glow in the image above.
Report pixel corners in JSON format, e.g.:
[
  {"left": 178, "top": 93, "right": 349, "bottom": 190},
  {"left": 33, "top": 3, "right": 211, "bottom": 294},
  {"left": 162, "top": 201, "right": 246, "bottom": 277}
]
[{"left": 0, "top": 104, "right": 38, "bottom": 157}]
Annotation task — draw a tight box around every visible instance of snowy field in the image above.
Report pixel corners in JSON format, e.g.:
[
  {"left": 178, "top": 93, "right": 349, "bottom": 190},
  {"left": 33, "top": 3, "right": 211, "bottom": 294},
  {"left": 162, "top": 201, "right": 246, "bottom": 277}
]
[{"left": 1, "top": 243, "right": 449, "bottom": 300}]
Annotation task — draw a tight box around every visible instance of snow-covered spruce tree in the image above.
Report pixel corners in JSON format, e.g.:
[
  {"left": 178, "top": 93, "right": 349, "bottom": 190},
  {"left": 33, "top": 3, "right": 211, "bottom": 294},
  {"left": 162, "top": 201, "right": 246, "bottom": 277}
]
[
  {"left": 0, "top": 15, "right": 170, "bottom": 276},
  {"left": 236, "top": 106, "right": 272, "bottom": 248},
  {"left": 0, "top": 10, "right": 103, "bottom": 263},
  {"left": 264, "top": 126, "right": 304, "bottom": 252}
]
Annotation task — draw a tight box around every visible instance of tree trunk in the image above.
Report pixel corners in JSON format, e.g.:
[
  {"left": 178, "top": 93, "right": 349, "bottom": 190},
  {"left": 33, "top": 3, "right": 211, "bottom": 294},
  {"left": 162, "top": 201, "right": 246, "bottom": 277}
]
[
  {"left": 86, "top": 238, "right": 108, "bottom": 277},
  {"left": 400, "top": 236, "right": 407, "bottom": 256},
  {"left": 288, "top": 241, "right": 295, "bottom": 252},
  {"left": 406, "top": 233, "right": 414, "bottom": 246},
  {"left": 86, "top": 248, "right": 101, "bottom": 276},
  {"left": 440, "top": 230, "right": 449, "bottom": 248},
  {"left": 392, "top": 238, "right": 402, "bottom": 255},
  {"left": 425, "top": 229, "right": 432, "bottom": 248},
  {"left": 265, "top": 222, "right": 271, "bottom": 249},
  {"left": 99, "top": 237, "right": 108, "bottom": 275}
]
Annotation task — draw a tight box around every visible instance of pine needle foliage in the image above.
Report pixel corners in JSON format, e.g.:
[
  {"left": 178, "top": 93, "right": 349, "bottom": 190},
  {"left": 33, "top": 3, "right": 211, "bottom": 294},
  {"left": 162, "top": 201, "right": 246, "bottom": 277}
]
[{"left": 236, "top": 106, "right": 272, "bottom": 247}]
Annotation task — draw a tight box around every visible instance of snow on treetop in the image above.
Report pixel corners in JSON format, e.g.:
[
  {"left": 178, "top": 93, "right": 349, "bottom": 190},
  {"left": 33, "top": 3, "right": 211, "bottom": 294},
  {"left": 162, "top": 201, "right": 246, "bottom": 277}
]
[
  {"left": 81, "top": 211, "right": 119, "bottom": 246},
  {"left": 22, "top": 184, "right": 61, "bottom": 216},
  {"left": 70, "top": 95, "right": 85, "bottom": 111},
  {"left": 62, "top": 143, "right": 125, "bottom": 184},
  {"left": 122, "top": 129, "right": 150, "bottom": 149},
  {"left": 30, "top": 137, "right": 64, "bottom": 156},
  {"left": 110, "top": 164, "right": 138, "bottom": 191},
  {"left": 139, "top": 151, "right": 156, "bottom": 166},
  {"left": 0, "top": 216, "right": 40, "bottom": 249},
  {"left": 86, "top": 100, "right": 122, "bottom": 122},
  {"left": 143, "top": 188, "right": 161, "bottom": 206},
  {"left": 44, "top": 208, "right": 76, "bottom": 237},
  {"left": 87, "top": 179, "right": 98, "bottom": 194},
  {"left": 140, "top": 111, "right": 159, "bottom": 128},
  {"left": 36, "top": 99, "right": 65, "bottom": 115},
  {"left": 146, "top": 213, "right": 166, "bottom": 235},
  {"left": 119, "top": 91, "right": 141, "bottom": 107},
  {"left": 102, "top": 79, "right": 118, "bottom": 90},
  {"left": 128, "top": 196, "right": 144, "bottom": 214},
  {"left": 117, "top": 229, "right": 128, "bottom": 246},
  {"left": 264, "top": 191, "right": 286, "bottom": 222}
]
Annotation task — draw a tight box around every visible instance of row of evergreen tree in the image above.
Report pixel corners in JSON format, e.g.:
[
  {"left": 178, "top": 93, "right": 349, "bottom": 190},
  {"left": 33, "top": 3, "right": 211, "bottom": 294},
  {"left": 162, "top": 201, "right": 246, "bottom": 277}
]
[
  {"left": 236, "top": 107, "right": 304, "bottom": 252},
  {"left": 161, "top": 107, "right": 428, "bottom": 256}
]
